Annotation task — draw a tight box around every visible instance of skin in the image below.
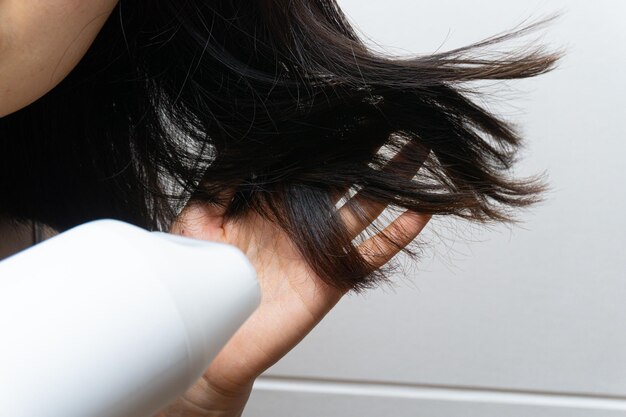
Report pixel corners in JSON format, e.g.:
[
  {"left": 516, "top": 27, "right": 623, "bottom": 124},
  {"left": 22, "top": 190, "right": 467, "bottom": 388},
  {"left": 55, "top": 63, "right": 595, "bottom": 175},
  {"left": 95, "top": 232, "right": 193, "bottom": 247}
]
[
  {"left": 0, "top": 0, "right": 119, "bottom": 117},
  {"left": 0, "top": 2, "right": 432, "bottom": 415},
  {"left": 164, "top": 192, "right": 430, "bottom": 417}
]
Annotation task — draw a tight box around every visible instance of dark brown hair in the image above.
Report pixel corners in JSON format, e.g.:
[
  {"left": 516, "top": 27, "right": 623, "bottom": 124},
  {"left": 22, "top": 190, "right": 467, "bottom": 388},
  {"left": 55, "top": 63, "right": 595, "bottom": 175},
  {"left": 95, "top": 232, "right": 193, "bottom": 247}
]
[{"left": 0, "top": 1, "right": 560, "bottom": 291}]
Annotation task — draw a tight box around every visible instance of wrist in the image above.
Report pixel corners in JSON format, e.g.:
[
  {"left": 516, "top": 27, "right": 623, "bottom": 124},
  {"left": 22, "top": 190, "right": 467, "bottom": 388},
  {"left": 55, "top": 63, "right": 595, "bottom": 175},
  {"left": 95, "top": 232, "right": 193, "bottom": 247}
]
[{"left": 195, "top": 376, "right": 254, "bottom": 417}]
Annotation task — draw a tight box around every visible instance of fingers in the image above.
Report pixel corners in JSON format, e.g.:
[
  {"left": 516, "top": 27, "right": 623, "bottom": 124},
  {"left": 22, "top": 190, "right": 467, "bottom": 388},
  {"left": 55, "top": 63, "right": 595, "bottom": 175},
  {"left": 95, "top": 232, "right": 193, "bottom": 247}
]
[
  {"left": 170, "top": 185, "right": 238, "bottom": 238},
  {"left": 338, "top": 140, "right": 430, "bottom": 240},
  {"left": 358, "top": 210, "right": 431, "bottom": 269},
  {"left": 170, "top": 203, "right": 225, "bottom": 240}
]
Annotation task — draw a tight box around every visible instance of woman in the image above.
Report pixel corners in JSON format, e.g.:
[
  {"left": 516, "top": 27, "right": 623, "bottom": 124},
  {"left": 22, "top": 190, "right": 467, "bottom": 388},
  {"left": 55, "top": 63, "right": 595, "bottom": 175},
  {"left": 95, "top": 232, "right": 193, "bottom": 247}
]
[{"left": 0, "top": 1, "right": 558, "bottom": 415}]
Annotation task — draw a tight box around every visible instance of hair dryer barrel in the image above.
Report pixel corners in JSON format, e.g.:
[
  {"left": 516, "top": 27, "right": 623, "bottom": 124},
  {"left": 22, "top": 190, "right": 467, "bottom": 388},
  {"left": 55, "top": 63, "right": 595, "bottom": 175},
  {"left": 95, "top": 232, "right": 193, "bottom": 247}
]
[{"left": 0, "top": 220, "right": 260, "bottom": 417}]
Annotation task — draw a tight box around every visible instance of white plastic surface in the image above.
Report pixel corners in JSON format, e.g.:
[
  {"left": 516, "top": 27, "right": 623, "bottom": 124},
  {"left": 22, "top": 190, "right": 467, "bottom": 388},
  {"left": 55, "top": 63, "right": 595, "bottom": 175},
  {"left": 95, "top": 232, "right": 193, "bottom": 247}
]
[{"left": 0, "top": 219, "right": 260, "bottom": 417}]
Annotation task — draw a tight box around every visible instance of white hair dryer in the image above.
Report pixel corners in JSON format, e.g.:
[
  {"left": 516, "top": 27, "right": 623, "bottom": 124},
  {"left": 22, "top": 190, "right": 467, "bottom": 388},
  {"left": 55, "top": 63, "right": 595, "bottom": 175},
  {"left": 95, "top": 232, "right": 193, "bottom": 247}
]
[{"left": 0, "top": 219, "right": 260, "bottom": 417}]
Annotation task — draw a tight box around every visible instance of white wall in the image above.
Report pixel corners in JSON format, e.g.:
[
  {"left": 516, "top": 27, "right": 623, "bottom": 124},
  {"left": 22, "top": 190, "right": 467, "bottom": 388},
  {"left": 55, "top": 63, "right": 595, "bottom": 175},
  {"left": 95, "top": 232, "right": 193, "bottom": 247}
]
[{"left": 246, "top": 1, "right": 626, "bottom": 415}]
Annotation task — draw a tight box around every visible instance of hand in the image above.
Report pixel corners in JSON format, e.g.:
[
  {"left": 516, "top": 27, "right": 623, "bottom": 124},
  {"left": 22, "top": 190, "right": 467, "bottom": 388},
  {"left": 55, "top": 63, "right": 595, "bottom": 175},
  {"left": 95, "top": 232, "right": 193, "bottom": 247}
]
[{"left": 156, "top": 184, "right": 430, "bottom": 417}]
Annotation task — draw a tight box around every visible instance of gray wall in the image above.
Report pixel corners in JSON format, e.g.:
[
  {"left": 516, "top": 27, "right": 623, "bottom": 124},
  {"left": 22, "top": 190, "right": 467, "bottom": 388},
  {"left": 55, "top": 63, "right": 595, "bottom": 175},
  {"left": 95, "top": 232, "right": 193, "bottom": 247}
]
[{"left": 245, "top": 1, "right": 626, "bottom": 415}]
